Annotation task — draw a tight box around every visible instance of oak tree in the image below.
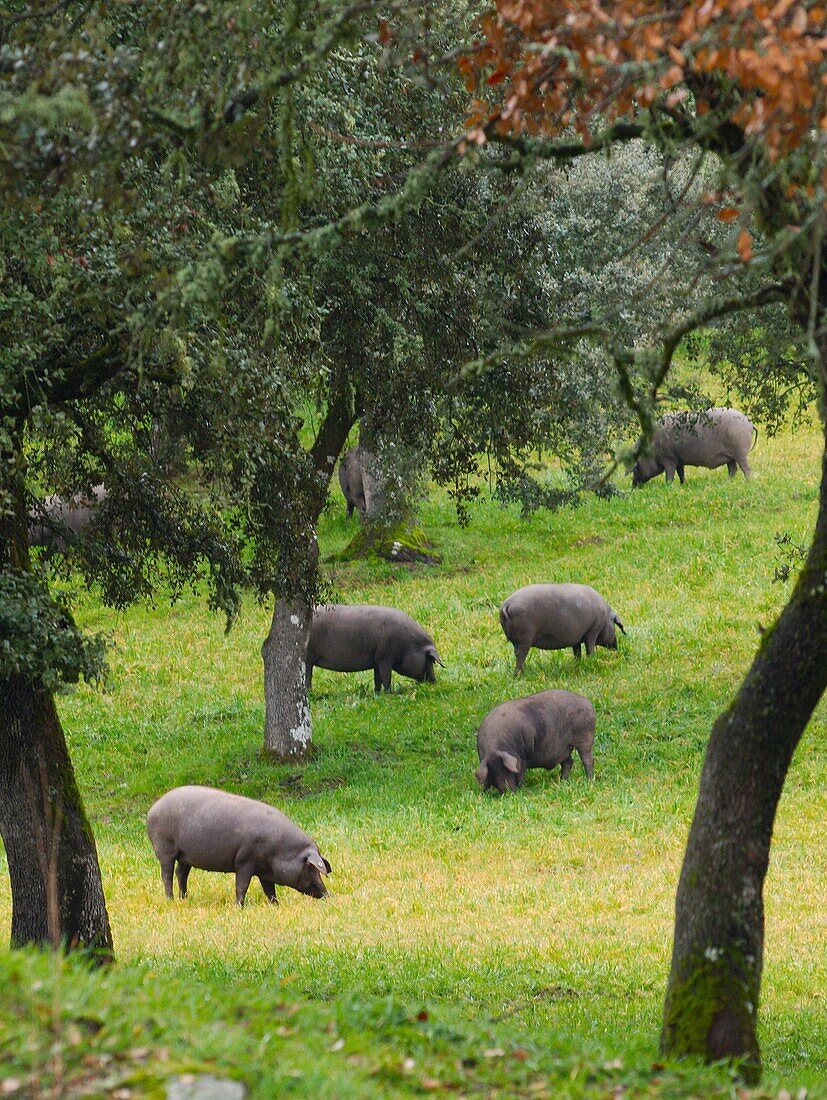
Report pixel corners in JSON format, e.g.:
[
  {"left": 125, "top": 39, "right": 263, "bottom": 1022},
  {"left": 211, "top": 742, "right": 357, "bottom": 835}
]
[{"left": 467, "top": 0, "right": 827, "bottom": 1077}]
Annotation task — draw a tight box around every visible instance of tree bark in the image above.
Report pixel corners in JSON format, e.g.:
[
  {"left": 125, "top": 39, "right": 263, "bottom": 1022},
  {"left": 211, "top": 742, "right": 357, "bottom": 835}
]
[
  {"left": 0, "top": 444, "right": 113, "bottom": 958},
  {"left": 261, "top": 381, "right": 360, "bottom": 759},
  {"left": 661, "top": 418, "right": 827, "bottom": 1078},
  {"left": 0, "top": 674, "right": 114, "bottom": 958},
  {"left": 261, "top": 598, "right": 314, "bottom": 758}
]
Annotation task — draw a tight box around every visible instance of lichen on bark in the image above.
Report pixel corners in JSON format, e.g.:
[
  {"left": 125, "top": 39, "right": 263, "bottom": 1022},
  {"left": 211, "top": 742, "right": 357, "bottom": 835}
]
[{"left": 661, "top": 947, "right": 761, "bottom": 1082}]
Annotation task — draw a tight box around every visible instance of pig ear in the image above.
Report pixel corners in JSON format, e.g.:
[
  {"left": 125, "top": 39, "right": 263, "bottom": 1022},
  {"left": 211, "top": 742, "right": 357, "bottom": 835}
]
[
  {"left": 497, "top": 751, "right": 520, "bottom": 774},
  {"left": 306, "top": 852, "right": 330, "bottom": 875},
  {"left": 612, "top": 612, "right": 627, "bottom": 635},
  {"left": 425, "top": 644, "right": 445, "bottom": 668},
  {"left": 474, "top": 760, "right": 489, "bottom": 787}
]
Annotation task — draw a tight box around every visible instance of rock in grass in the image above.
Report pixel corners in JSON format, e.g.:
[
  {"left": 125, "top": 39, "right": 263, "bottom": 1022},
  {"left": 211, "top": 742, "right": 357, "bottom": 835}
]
[{"left": 166, "top": 1074, "right": 246, "bottom": 1099}]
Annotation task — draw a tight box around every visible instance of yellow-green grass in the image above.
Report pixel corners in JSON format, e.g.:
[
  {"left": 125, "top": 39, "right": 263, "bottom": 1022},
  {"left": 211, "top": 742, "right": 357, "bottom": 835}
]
[{"left": 2, "top": 418, "right": 826, "bottom": 1096}]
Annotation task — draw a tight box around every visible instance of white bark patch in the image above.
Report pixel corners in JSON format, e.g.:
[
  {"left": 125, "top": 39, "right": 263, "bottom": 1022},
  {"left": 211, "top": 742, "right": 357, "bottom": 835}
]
[
  {"left": 291, "top": 699, "right": 312, "bottom": 746},
  {"left": 290, "top": 614, "right": 301, "bottom": 626}
]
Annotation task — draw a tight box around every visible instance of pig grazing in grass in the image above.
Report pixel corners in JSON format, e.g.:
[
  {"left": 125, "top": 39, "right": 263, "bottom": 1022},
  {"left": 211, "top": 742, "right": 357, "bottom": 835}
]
[
  {"left": 28, "top": 484, "right": 107, "bottom": 551},
  {"left": 475, "top": 689, "right": 596, "bottom": 792},
  {"left": 338, "top": 446, "right": 370, "bottom": 518},
  {"left": 146, "top": 786, "right": 331, "bottom": 906},
  {"left": 307, "top": 604, "right": 444, "bottom": 692},
  {"left": 632, "top": 407, "right": 757, "bottom": 486},
  {"left": 499, "top": 583, "right": 625, "bottom": 672}
]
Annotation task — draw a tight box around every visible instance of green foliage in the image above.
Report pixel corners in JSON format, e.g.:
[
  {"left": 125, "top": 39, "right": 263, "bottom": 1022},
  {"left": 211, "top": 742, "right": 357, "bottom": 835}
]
[
  {"left": 772, "top": 531, "right": 808, "bottom": 584},
  {"left": 0, "top": 571, "right": 106, "bottom": 688},
  {"left": 704, "top": 308, "right": 818, "bottom": 436}
]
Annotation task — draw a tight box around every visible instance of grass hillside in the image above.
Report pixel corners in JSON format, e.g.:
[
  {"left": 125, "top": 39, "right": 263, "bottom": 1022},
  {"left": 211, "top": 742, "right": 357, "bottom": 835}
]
[{"left": 2, "top": 417, "right": 826, "bottom": 1098}]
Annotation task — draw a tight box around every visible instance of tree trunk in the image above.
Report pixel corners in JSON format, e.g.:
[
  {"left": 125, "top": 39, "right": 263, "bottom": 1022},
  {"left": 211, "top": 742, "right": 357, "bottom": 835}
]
[
  {"left": 259, "top": 384, "right": 359, "bottom": 759},
  {"left": 345, "top": 429, "right": 436, "bottom": 563},
  {"left": 0, "top": 674, "right": 114, "bottom": 958},
  {"left": 661, "top": 419, "right": 827, "bottom": 1078},
  {"left": 262, "top": 598, "right": 313, "bottom": 759}
]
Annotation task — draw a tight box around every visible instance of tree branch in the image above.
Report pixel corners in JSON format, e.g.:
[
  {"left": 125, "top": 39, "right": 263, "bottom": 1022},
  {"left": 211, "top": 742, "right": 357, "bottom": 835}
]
[
  {"left": 655, "top": 280, "right": 795, "bottom": 391},
  {"left": 29, "top": 344, "right": 125, "bottom": 406},
  {"left": 309, "top": 380, "right": 362, "bottom": 486},
  {"left": 613, "top": 278, "right": 795, "bottom": 454},
  {"left": 481, "top": 119, "right": 647, "bottom": 167}
]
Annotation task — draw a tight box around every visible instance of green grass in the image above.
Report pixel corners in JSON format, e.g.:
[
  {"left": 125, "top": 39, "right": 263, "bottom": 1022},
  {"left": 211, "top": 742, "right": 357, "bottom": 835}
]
[{"left": 2, "top": 419, "right": 827, "bottom": 1097}]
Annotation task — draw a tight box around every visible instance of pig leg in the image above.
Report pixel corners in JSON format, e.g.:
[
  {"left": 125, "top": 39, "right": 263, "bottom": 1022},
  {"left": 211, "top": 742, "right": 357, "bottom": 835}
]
[
  {"left": 584, "top": 631, "right": 599, "bottom": 656},
  {"left": 560, "top": 754, "right": 573, "bottom": 780},
  {"left": 159, "top": 856, "right": 175, "bottom": 900},
  {"left": 727, "top": 459, "right": 737, "bottom": 477},
  {"left": 514, "top": 643, "right": 530, "bottom": 674},
  {"left": 572, "top": 643, "right": 582, "bottom": 659},
  {"left": 663, "top": 462, "right": 677, "bottom": 483},
  {"left": 677, "top": 464, "right": 686, "bottom": 484},
  {"left": 346, "top": 501, "right": 354, "bottom": 519},
  {"left": 737, "top": 455, "right": 752, "bottom": 479},
  {"left": 175, "top": 860, "right": 192, "bottom": 899},
  {"left": 374, "top": 660, "right": 393, "bottom": 692},
  {"left": 234, "top": 865, "right": 254, "bottom": 907},
  {"left": 578, "top": 746, "right": 595, "bottom": 780},
  {"left": 259, "top": 878, "right": 279, "bottom": 904}
]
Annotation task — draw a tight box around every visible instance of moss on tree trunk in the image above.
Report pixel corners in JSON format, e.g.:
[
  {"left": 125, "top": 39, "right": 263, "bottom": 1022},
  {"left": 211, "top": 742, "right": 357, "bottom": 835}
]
[{"left": 338, "top": 520, "right": 439, "bottom": 565}]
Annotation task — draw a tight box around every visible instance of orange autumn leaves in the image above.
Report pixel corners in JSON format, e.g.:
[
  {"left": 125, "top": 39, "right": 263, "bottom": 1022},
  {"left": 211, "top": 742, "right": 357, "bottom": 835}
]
[{"left": 464, "top": 1, "right": 827, "bottom": 163}]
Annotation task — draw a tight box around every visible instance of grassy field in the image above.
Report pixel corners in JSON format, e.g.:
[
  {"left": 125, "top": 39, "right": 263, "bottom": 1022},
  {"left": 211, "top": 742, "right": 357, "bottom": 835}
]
[{"left": 2, "top": 416, "right": 827, "bottom": 1097}]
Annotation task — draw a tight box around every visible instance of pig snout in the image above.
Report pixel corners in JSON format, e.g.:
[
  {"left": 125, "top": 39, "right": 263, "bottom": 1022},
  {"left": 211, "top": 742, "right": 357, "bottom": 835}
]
[
  {"left": 491, "top": 774, "right": 518, "bottom": 794},
  {"left": 301, "top": 871, "right": 329, "bottom": 900},
  {"left": 298, "top": 851, "right": 331, "bottom": 899},
  {"left": 476, "top": 751, "right": 521, "bottom": 794}
]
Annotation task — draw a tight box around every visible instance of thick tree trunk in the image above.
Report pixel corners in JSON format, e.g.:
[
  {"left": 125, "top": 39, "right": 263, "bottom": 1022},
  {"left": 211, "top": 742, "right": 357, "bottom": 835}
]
[
  {"left": 0, "top": 674, "right": 114, "bottom": 958},
  {"left": 661, "top": 420, "right": 827, "bottom": 1078},
  {"left": 262, "top": 599, "right": 313, "bottom": 758},
  {"left": 345, "top": 430, "right": 436, "bottom": 563},
  {"left": 260, "top": 385, "right": 359, "bottom": 759}
]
